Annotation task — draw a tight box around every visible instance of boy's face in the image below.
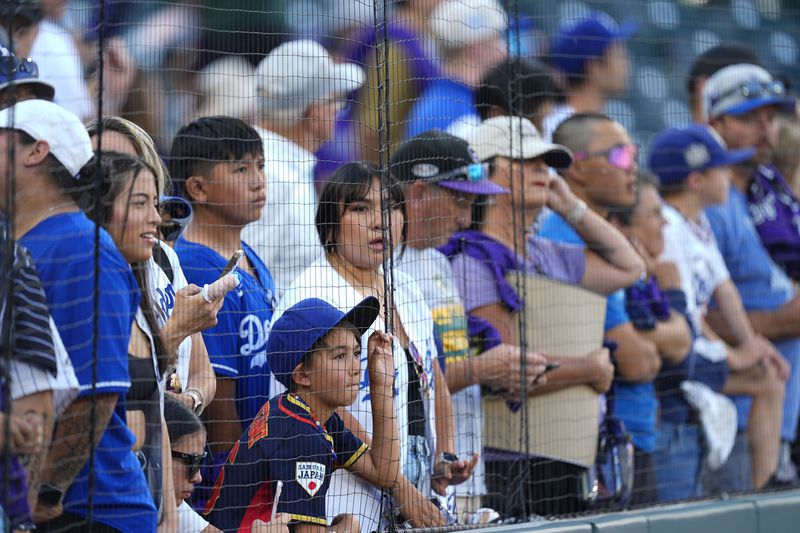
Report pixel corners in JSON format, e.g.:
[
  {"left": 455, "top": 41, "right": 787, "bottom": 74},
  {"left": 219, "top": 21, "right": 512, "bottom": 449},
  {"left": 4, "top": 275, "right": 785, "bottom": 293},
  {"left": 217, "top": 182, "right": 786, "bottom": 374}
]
[
  {"left": 203, "top": 153, "right": 266, "bottom": 226},
  {"left": 302, "top": 326, "right": 362, "bottom": 408},
  {"left": 698, "top": 165, "right": 731, "bottom": 206}
]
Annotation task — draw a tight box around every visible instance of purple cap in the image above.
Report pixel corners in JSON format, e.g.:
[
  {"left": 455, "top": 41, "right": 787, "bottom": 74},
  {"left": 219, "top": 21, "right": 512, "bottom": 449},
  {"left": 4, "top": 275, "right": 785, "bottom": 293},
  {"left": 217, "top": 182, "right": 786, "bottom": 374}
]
[
  {"left": 550, "top": 12, "right": 638, "bottom": 77},
  {"left": 391, "top": 130, "right": 510, "bottom": 195}
]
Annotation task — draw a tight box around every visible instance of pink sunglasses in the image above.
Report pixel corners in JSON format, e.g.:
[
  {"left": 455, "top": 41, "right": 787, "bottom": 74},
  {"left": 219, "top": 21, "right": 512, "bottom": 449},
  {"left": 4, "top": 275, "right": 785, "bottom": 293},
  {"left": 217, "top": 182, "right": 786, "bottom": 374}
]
[{"left": 574, "top": 143, "right": 639, "bottom": 171}]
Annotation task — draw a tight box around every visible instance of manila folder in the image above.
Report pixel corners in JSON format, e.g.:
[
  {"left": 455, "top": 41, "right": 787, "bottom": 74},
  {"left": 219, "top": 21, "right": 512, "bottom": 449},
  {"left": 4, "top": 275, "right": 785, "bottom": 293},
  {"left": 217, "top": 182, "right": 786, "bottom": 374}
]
[{"left": 482, "top": 273, "right": 606, "bottom": 466}]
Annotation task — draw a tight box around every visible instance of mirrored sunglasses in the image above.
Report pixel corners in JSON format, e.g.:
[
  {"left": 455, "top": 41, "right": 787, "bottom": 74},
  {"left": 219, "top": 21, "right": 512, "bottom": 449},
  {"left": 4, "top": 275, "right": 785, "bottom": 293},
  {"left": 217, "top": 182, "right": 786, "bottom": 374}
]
[
  {"left": 574, "top": 143, "right": 638, "bottom": 171},
  {"left": 158, "top": 197, "right": 193, "bottom": 242},
  {"left": 0, "top": 55, "right": 39, "bottom": 78},
  {"left": 711, "top": 80, "right": 786, "bottom": 108},
  {"left": 427, "top": 162, "right": 488, "bottom": 184}
]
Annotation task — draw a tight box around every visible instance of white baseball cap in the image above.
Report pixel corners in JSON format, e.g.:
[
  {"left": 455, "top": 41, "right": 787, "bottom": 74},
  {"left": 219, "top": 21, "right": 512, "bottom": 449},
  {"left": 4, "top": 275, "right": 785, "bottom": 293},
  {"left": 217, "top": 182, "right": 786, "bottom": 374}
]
[
  {"left": 430, "top": 0, "right": 508, "bottom": 49},
  {"left": 467, "top": 116, "right": 573, "bottom": 168},
  {"left": 0, "top": 99, "right": 93, "bottom": 177},
  {"left": 255, "top": 40, "right": 364, "bottom": 112}
]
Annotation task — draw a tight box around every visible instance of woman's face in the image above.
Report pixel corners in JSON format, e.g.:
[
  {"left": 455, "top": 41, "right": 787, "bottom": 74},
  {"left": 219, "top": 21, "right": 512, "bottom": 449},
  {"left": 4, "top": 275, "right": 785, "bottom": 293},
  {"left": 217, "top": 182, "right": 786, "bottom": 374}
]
[
  {"left": 630, "top": 185, "right": 667, "bottom": 258},
  {"left": 106, "top": 170, "right": 161, "bottom": 264},
  {"left": 171, "top": 430, "right": 206, "bottom": 505},
  {"left": 334, "top": 177, "right": 404, "bottom": 271}
]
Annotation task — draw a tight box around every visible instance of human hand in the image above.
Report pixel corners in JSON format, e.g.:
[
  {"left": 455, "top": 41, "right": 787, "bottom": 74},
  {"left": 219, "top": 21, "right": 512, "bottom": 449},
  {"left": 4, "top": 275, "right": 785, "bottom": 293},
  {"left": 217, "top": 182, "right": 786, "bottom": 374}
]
[
  {"left": 251, "top": 513, "right": 290, "bottom": 533},
  {"left": 165, "top": 390, "right": 195, "bottom": 411},
  {"left": 729, "top": 334, "right": 778, "bottom": 372},
  {"left": 32, "top": 501, "right": 63, "bottom": 524},
  {"left": 397, "top": 488, "right": 447, "bottom": 528},
  {"left": 477, "top": 344, "right": 547, "bottom": 400},
  {"left": 367, "top": 330, "right": 394, "bottom": 390},
  {"left": 546, "top": 174, "right": 580, "bottom": 216},
  {"left": 162, "top": 278, "right": 237, "bottom": 352},
  {"left": 587, "top": 348, "right": 614, "bottom": 393},
  {"left": 446, "top": 453, "right": 478, "bottom": 486}
]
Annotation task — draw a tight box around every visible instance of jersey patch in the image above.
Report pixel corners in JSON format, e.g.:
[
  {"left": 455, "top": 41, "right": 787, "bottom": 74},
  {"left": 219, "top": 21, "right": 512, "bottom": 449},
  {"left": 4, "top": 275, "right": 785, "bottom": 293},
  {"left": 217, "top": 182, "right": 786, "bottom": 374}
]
[{"left": 295, "top": 462, "right": 325, "bottom": 497}]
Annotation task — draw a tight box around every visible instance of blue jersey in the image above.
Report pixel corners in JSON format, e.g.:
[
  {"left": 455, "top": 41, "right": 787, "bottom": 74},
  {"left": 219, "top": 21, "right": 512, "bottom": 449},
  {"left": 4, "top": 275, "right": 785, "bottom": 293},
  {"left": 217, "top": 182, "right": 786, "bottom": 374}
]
[
  {"left": 20, "top": 212, "right": 156, "bottom": 530},
  {"left": 204, "top": 394, "right": 367, "bottom": 532},
  {"left": 175, "top": 240, "right": 277, "bottom": 426},
  {"left": 404, "top": 78, "right": 477, "bottom": 139}
]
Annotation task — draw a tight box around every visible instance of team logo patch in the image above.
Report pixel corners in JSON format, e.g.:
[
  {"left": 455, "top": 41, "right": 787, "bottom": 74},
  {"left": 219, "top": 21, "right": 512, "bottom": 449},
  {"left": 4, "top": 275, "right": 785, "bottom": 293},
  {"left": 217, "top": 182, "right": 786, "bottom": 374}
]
[{"left": 296, "top": 462, "right": 326, "bottom": 497}]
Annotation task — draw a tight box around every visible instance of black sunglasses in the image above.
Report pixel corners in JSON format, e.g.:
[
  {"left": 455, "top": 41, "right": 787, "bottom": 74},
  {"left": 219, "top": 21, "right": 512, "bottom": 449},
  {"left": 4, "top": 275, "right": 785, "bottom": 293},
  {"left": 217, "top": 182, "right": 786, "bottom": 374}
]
[
  {"left": 0, "top": 56, "right": 39, "bottom": 78},
  {"left": 171, "top": 450, "right": 207, "bottom": 479}
]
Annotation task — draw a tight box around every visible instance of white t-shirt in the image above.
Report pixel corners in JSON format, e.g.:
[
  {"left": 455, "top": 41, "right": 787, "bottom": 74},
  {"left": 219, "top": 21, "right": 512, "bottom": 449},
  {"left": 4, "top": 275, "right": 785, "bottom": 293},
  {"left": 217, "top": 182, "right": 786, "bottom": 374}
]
[
  {"left": 272, "top": 256, "right": 438, "bottom": 533},
  {"left": 242, "top": 127, "right": 322, "bottom": 294},
  {"left": 148, "top": 242, "right": 192, "bottom": 391},
  {"left": 30, "top": 20, "right": 92, "bottom": 120},
  {"left": 177, "top": 500, "right": 208, "bottom": 533},
  {"left": 661, "top": 204, "right": 731, "bottom": 333},
  {"left": 395, "top": 246, "right": 486, "bottom": 497}
]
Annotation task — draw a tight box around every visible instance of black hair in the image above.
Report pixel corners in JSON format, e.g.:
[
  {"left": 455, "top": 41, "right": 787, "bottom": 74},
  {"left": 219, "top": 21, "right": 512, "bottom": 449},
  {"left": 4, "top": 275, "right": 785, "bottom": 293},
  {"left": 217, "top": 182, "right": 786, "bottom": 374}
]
[
  {"left": 686, "top": 44, "right": 762, "bottom": 96},
  {"left": 552, "top": 112, "right": 615, "bottom": 153},
  {"left": 164, "top": 394, "right": 204, "bottom": 443},
  {"left": 167, "top": 116, "right": 263, "bottom": 200},
  {"left": 78, "top": 152, "right": 170, "bottom": 375},
  {"left": 316, "top": 161, "right": 407, "bottom": 255},
  {"left": 288, "top": 320, "right": 361, "bottom": 394},
  {"left": 477, "top": 58, "right": 563, "bottom": 121},
  {"left": 607, "top": 170, "right": 660, "bottom": 227}
]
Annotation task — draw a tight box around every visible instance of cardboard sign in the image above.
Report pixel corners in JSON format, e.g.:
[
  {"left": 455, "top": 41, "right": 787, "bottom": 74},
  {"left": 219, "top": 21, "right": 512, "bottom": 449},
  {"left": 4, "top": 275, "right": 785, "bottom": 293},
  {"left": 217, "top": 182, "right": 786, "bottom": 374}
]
[{"left": 483, "top": 273, "right": 606, "bottom": 466}]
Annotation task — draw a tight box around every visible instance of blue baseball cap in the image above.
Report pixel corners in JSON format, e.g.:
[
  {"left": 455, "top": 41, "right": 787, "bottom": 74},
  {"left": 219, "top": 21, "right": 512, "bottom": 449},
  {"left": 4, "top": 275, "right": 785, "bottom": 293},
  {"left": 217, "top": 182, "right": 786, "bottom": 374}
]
[
  {"left": 267, "top": 297, "right": 380, "bottom": 389},
  {"left": 648, "top": 125, "right": 755, "bottom": 185},
  {"left": 550, "top": 12, "right": 638, "bottom": 78},
  {"left": 0, "top": 43, "right": 54, "bottom": 100}
]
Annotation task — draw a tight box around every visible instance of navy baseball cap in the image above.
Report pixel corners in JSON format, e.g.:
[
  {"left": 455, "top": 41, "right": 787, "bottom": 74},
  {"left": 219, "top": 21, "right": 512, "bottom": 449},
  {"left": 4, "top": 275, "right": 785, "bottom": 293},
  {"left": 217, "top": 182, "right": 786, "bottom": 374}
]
[
  {"left": 648, "top": 125, "right": 755, "bottom": 185},
  {"left": 0, "top": 44, "right": 54, "bottom": 100},
  {"left": 267, "top": 297, "right": 380, "bottom": 389},
  {"left": 391, "top": 130, "right": 510, "bottom": 196},
  {"left": 550, "top": 12, "right": 638, "bottom": 78}
]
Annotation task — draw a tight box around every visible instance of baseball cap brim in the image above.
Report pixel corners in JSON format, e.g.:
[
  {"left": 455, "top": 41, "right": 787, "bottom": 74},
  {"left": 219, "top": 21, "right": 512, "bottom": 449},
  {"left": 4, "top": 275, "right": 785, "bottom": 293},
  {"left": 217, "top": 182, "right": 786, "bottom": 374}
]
[
  {"left": 330, "top": 63, "right": 365, "bottom": 95},
  {"left": 436, "top": 179, "right": 510, "bottom": 196},
  {"left": 0, "top": 79, "right": 55, "bottom": 101},
  {"left": 339, "top": 296, "right": 381, "bottom": 339},
  {"left": 724, "top": 95, "right": 796, "bottom": 116},
  {"left": 519, "top": 138, "right": 574, "bottom": 169},
  {"left": 708, "top": 146, "right": 756, "bottom": 168}
]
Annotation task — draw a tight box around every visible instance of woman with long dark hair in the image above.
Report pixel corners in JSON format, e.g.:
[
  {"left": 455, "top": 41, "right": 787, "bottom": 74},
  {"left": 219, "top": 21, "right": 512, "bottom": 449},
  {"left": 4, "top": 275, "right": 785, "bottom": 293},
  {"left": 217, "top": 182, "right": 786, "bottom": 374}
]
[{"left": 273, "top": 162, "right": 457, "bottom": 530}]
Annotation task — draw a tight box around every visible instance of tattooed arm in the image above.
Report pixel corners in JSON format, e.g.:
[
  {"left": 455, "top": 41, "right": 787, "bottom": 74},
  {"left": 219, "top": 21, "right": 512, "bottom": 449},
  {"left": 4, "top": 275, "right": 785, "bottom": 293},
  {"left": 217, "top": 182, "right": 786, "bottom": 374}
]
[
  {"left": 12, "top": 390, "right": 54, "bottom": 511},
  {"left": 32, "top": 394, "right": 119, "bottom": 521}
]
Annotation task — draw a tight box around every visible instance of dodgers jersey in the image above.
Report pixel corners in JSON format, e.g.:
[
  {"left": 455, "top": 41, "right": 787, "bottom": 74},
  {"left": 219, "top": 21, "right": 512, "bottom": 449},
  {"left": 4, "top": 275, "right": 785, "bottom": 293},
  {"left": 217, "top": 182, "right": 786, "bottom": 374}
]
[
  {"left": 204, "top": 394, "right": 367, "bottom": 532},
  {"left": 175, "top": 240, "right": 277, "bottom": 426}
]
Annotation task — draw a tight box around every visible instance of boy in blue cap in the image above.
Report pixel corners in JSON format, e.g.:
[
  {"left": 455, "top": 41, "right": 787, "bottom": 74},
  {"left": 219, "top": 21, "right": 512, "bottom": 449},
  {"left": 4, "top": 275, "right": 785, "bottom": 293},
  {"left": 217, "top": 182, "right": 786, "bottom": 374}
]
[
  {"left": 651, "top": 124, "right": 789, "bottom": 492},
  {"left": 204, "top": 296, "right": 400, "bottom": 533}
]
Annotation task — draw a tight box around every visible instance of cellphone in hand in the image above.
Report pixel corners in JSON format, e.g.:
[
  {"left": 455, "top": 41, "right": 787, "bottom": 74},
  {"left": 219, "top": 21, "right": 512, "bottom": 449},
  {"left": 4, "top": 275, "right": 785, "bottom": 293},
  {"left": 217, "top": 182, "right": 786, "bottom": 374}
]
[
  {"left": 221, "top": 249, "right": 244, "bottom": 278},
  {"left": 544, "top": 362, "right": 561, "bottom": 373}
]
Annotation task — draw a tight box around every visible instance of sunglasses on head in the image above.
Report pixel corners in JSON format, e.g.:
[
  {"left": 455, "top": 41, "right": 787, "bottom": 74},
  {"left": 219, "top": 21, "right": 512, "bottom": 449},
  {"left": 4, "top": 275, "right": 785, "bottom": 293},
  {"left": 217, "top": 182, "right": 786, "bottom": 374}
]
[
  {"left": 0, "top": 55, "right": 39, "bottom": 78},
  {"left": 710, "top": 79, "right": 786, "bottom": 108},
  {"left": 574, "top": 143, "right": 638, "bottom": 171},
  {"left": 428, "top": 162, "right": 488, "bottom": 184},
  {"left": 171, "top": 450, "right": 207, "bottom": 479},
  {"left": 158, "top": 197, "right": 193, "bottom": 242}
]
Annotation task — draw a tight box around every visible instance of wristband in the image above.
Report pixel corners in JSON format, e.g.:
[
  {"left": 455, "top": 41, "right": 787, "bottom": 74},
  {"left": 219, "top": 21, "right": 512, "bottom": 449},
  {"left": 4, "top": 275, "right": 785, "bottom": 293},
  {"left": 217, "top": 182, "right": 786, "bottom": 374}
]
[
  {"left": 184, "top": 387, "right": 206, "bottom": 416},
  {"left": 566, "top": 198, "right": 588, "bottom": 226}
]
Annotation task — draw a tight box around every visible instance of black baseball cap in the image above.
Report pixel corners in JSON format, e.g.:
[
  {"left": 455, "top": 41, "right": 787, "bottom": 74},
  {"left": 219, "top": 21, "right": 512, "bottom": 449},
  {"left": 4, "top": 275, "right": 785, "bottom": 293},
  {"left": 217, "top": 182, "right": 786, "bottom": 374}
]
[
  {"left": 390, "top": 130, "right": 510, "bottom": 196},
  {"left": 687, "top": 43, "right": 762, "bottom": 96}
]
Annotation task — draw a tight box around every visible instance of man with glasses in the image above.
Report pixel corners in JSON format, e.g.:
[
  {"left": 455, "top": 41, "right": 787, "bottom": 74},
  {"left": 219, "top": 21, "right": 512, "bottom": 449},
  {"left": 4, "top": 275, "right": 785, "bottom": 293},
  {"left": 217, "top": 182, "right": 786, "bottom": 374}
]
[
  {"left": 702, "top": 64, "right": 800, "bottom": 487},
  {"left": 242, "top": 40, "right": 365, "bottom": 294},
  {"left": 391, "top": 129, "right": 536, "bottom": 521},
  {"left": 540, "top": 112, "right": 664, "bottom": 504}
]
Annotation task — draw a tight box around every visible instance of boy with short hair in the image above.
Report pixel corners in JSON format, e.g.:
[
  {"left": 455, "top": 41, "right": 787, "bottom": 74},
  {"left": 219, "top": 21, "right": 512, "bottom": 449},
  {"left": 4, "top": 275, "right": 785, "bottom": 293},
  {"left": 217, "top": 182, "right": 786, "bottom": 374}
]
[
  {"left": 650, "top": 124, "right": 788, "bottom": 491},
  {"left": 169, "top": 116, "right": 277, "bottom": 504},
  {"left": 204, "top": 296, "right": 400, "bottom": 532}
]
